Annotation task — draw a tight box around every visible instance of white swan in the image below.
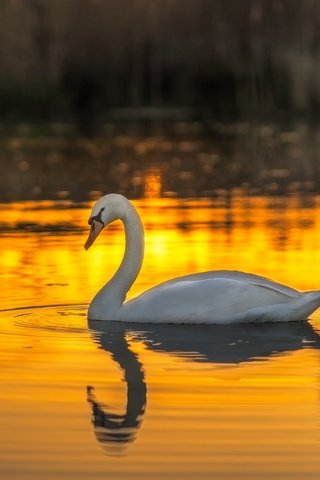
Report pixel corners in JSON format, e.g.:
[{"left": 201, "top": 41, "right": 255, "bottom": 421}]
[{"left": 85, "top": 194, "right": 320, "bottom": 324}]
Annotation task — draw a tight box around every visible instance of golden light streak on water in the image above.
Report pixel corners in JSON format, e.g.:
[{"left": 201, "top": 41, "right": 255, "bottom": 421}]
[{"left": 144, "top": 167, "right": 162, "bottom": 198}]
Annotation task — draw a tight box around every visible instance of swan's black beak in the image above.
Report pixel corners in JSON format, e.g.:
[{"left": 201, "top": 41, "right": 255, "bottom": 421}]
[{"left": 84, "top": 220, "right": 104, "bottom": 250}]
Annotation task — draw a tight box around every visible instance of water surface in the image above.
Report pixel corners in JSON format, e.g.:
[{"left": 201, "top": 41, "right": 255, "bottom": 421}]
[{"left": 1, "top": 195, "right": 320, "bottom": 479}]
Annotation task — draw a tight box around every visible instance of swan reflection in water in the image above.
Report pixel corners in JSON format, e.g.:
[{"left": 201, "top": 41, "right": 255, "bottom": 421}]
[
  {"left": 87, "top": 319, "right": 320, "bottom": 455},
  {"left": 87, "top": 327, "right": 146, "bottom": 456}
]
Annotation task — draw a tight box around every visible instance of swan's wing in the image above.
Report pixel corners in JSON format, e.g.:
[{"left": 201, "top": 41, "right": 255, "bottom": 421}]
[
  {"left": 123, "top": 273, "right": 304, "bottom": 323},
  {"left": 141, "top": 270, "right": 300, "bottom": 297}
]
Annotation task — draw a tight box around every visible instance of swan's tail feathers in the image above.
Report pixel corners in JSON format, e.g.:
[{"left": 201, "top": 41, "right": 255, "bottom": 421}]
[
  {"left": 243, "top": 291, "right": 320, "bottom": 323},
  {"left": 299, "top": 290, "right": 320, "bottom": 318},
  {"left": 304, "top": 289, "right": 320, "bottom": 296},
  {"left": 302, "top": 290, "right": 320, "bottom": 308}
]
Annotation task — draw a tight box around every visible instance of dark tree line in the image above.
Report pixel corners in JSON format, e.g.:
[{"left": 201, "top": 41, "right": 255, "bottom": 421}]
[{"left": 1, "top": 0, "right": 320, "bottom": 125}]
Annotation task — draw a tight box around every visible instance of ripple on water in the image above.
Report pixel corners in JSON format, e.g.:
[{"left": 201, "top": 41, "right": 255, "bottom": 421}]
[{"left": 0, "top": 304, "right": 88, "bottom": 334}]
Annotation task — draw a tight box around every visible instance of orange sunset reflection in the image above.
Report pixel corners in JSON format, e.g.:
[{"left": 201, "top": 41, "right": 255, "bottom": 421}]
[
  {"left": 2, "top": 194, "right": 320, "bottom": 479},
  {"left": 1, "top": 195, "right": 320, "bottom": 312}
]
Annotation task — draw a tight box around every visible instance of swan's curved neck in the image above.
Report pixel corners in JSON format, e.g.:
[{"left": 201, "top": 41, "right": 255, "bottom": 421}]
[
  {"left": 115, "top": 202, "right": 144, "bottom": 302},
  {"left": 90, "top": 201, "right": 144, "bottom": 317}
]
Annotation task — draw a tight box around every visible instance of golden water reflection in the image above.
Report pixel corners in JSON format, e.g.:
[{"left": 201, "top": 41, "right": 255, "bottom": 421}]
[
  {"left": 2, "top": 195, "right": 320, "bottom": 479},
  {"left": 1, "top": 195, "right": 320, "bottom": 311}
]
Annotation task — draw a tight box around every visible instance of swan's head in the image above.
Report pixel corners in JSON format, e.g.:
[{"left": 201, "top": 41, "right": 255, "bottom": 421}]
[{"left": 84, "top": 194, "right": 128, "bottom": 250}]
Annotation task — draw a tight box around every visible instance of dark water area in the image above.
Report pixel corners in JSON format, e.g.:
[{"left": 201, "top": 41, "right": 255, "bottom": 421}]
[{"left": 1, "top": 121, "right": 320, "bottom": 202}]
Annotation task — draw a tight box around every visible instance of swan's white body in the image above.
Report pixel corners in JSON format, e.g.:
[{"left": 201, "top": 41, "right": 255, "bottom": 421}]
[{"left": 85, "top": 194, "right": 320, "bottom": 324}]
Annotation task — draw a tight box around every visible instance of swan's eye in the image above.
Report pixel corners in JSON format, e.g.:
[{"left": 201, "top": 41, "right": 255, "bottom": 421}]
[{"left": 88, "top": 207, "right": 105, "bottom": 227}]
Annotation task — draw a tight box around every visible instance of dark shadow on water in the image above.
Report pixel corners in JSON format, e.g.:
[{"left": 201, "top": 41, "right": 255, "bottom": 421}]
[
  {"left": 87, "top": 320, "right": 320, "bottom": 455},
  {"left": 89, "top": 320, "right": 320, "bottom": 363}
]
